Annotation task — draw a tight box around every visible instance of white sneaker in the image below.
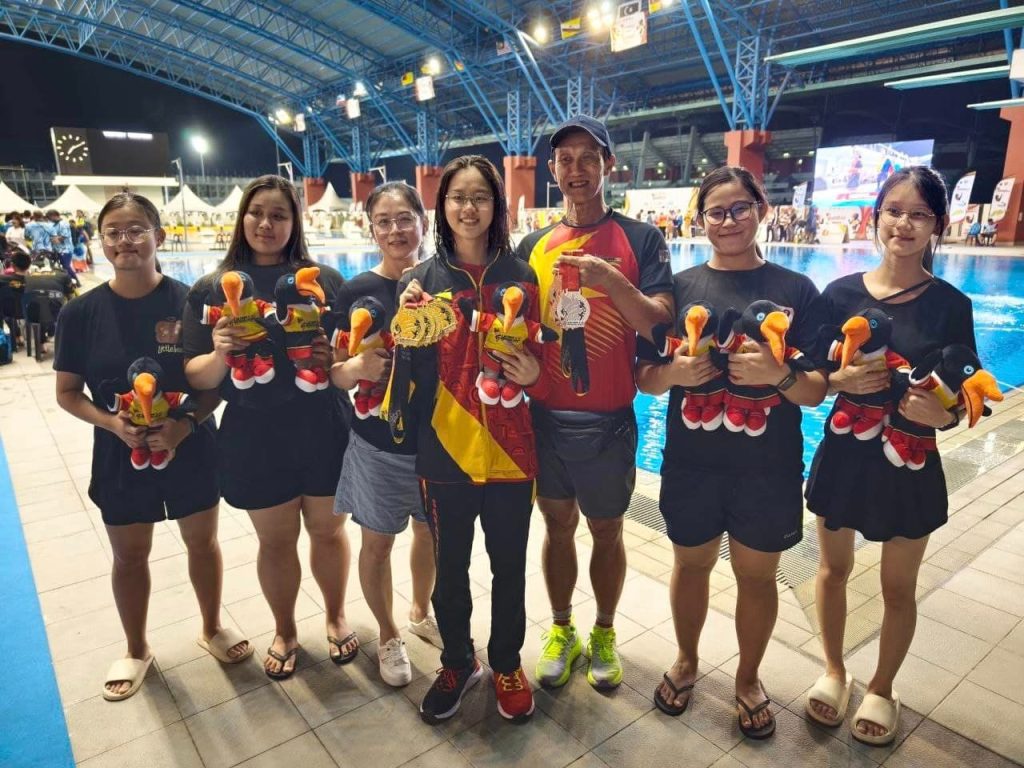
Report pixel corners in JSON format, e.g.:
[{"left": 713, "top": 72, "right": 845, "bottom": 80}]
[
  {"left": 408, "top": 615, "right": 443, "bottom": 649},
  {"left": 378, "top": 637, "right": 412, "bottom": 687}
]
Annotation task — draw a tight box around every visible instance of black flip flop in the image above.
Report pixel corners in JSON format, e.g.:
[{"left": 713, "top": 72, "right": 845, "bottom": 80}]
[
  {"left": 265, "top": 645, "right": 299, "bottom": 680},
  {"left": 328, "top": 632, "right": 359, "bottom": 665},
  {"left": 736, "top": 682, "right": 776, "bottom": 740},
  {"left": 654, "top": 673, "right": 694, "bottom": 716}
]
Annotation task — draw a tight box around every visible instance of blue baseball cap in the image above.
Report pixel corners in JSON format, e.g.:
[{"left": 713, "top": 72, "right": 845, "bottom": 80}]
[{"left": 550, "top": 114, "right": 613, "bottom": 154}]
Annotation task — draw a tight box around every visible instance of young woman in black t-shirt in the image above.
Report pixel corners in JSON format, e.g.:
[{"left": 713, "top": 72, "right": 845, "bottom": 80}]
[
  {"left": 804, "top": 168, "right": 979, "bottom": 745},
  {"left": 637, "top": 167, "right": 827, "bottom": 738},
  {"left": 55, "top": 193, "right": 250, "bottom": 702},
  {"left": 329, "top": 182, "right": 441, "bottom": 687},
  {"left": 183, "top": 176, "right": 351, "bottom": 680}
]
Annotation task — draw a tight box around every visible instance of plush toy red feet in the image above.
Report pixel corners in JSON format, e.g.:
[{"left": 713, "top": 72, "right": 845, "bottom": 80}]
[
  {"left": 477, "top": 373, "right": 501, "bottom": 406},
  {"left": 724, "top": 402, "right": 770, "bottom": 437},
  {"left": 131, "top": 447, "right": 151, "bottom": 470},
  {"left": 251, "top": 354, "right": 275, "bottom": 385},
  {"left": 231, "top": 359, "right": 255, "bottom": 389},
  {"left": 881, "top": 427, "right": 932, "bottom": 471},
  {"left": 501, "top": 382, "right": 524, "bottom": 408},
  {"left": 295, "top": 367, "right": 328, "bottom": 393},
  {"left": 149, "top": 450, "right": 171, "bottom": 471},
  {"left": 681, "top": 391, "right": 725, "bottom": 431}
]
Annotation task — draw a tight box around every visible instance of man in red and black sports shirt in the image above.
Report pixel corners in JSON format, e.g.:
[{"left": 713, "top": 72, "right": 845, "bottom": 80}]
[{"left": 517, "top": 115, "right": 673, "bottom": 691}]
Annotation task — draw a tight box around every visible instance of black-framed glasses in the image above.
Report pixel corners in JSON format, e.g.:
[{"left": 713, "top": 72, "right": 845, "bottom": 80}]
[
  {"left": 700, "top": 201, "right": 762, "bottom": 225},
  {"left": 371, "top": 214, "right": 419, "bottom": 233},
  {"left": 100, "top": 226, "right": 155, "bottom": 245},
  {"left": 445, "top": 193, "right": 494, "bottom": 208},
  {"left": 879, "top": 207, "right": 936, "bottom": 228}
]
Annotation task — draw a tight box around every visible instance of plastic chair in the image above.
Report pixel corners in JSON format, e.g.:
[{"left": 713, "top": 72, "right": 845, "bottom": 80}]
[{"left": 23, "top": 290, "right": 63, "bottom": 362}]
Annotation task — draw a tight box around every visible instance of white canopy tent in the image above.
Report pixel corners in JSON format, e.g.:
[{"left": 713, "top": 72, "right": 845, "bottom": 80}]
[
  {"left": 214, "top": 185, "right": 244, "bottom": 215},
  {"left": 308, "top": 183, "right": 345, "bottom": 212},
  {"left": 0, "top": 181, "right": 35, "bottom": 211},
  {"left": 162, "top": 184, "right": 216, "bottom": 216},
  {"left": 48, "top": 184, "right": 103, "bottom": 214}
]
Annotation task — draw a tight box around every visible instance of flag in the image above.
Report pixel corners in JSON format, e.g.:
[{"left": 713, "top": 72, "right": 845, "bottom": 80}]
[
  {"left": 401, "top": 71, "right": 414, "bottom": 87},
  {"left": 294, "top": 113, "right": 306, "bottom": 133},
  {"left": 792, "top": 182, "right": 808, "bottom": 209},
  {"left": 415, "top": 76, "right": 435, "bottom": 102},
  {"left": 990, "top": 177, "right": 1016, "bottom": 221},
  {"left": 948, "top": 171, "right": 976, "bottom": 224},
  {"left": 610, "top": 1, "right": 647, "bottom": 53},
  {"left": 560, "top": 17, "right": 582, "bottom": 39}
]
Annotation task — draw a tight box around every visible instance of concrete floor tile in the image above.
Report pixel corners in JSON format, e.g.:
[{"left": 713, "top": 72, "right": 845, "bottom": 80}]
[
  {"left": 971, "top": 547, "right": 1024, "bottom": 585},
  {"left": 843, "top": 642, "right": 961, "bottom": 716},
  {"left": 997, "top": 620, "right": 1024, "bottom": 658},
  {"left": 667, "top": 668, "right": 747, "bottom": 753},
  {"left": 930, "top": 680, "right": 1024, "bottom": 764},
  {"left": 185, "top": 684, "right": 308, "bottom": 768},
  {"left": 162, "top": 652, "right": 270, "bottom": 717},
  {"left": 616, "top": 573, "right": 673, "bottom": 629},
  {"left": 967, "top": 647, "right": 1024, "bottom": 706},
  {"left": 65, "top": 673, "right": 182, "bottom": 762},
  {"left": 905, "top": 615, "right": 991, "bottom": 676},
  {"left": 233, "top": 732, "right": 338, "bottom": 768},
  {"left": 943, "top": 568, "right": 1024, "bottom": 617},
  {"left": 224, "top": 588, "right": 323, "bottom": 640},
  {"left": 924, "top": 545, "right": 975, "bottom": 573},
  {"left": 21, "top": 509, "right": 94, "bottom": 544},
  {"left": 279, "top": 653, "right": 392, "bottom": 728},
  {"left": 401, "top": 741, "right": 476, "bottom": 768},
  {"left": 566, "top": 755, "right": 613, "bottom": 768},
  {"left": 728, "top": 708, "right": 876, "bottom": 768},
  {"left": 618, "top": 628, "right": 706, "bottom": 708},
  {"left": 650, "top": 607, "right": 741, "bottom": 670},
  {"left": 720, "top": 642, "right": 827, "bottom": 709},
  {"left": 848, "top": 567, "right": 883, "bottom": 597},
  {"left": 884, "top": 717, "right": 1022, "bottom": 768},
  {"left": 592, "top": 710, "right": 723, "bottom": 768},
  {"left": 918, "top": 588, "right": 1019, "bottom": 644},
  {"left": 535, "top": 666, "right": 651, "bottom": 748},
  {"left": 77, "top": 721, "right": 203, "bottom": 768},
  {"left": 453, "top": 707, "right": 587, "bottom": 768},
  {"left": 708, "top": 756, "right": 748, "bottom": 768},
  {"left": 37, "top": 572, "right": 113, "bottom": 625},
  {"left": 47, "top": 604, "right": 136, "bottom": 662}
]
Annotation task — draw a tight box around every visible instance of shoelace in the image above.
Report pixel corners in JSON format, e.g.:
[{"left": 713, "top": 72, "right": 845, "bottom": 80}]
[
  {"left": 540, "top": 628, "right": 571, "bottom": 660},
  {"left": 592, "top": 631, "right": 617, "bottom": 664},
  {"left": 496, "top": 671, "right": 524, "bottom": 692},
  {"left": 435, "top": 667, "right": 460, "bottom": 692},
  {"left": 380, "top": 641, "right": 404, "bottom": 664}
]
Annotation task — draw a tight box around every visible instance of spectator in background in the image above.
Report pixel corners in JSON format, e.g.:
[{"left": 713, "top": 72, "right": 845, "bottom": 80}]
[
  {"left": 965, "top": 218, "right": 981, "bottom": 246},
  {"left": 25, "top": 212, "right": 49, "bottom": 259},
  {"left": 5, "top": 214, "right": 28, "bottom": 254},
  {"left": 980, "top": 218, "right": 997, "bottom": 246},
  {"left": 45, "top": 209, "right": 81, "bottom": 288}
]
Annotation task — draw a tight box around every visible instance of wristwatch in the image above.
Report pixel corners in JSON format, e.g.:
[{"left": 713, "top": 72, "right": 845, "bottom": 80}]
[
  {"left": 776, "top": 366, "right": 798, "bottom": 392},
  {"left": 184, "top": 414, "right": 199, "bottom": 435}
]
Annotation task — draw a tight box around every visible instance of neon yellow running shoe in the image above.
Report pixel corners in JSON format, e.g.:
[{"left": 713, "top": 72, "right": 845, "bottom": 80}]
[
  {"left": 535, "top": 623, "right": 582, "bottom": 688},
  {"left": 586, "top": 625, "right": 623, "bottom": 690}
]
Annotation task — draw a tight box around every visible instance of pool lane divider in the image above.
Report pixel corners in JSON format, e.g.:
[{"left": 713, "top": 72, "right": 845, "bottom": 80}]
[{"left": 0, "top": 436, "right": 75, "bottom": 768}]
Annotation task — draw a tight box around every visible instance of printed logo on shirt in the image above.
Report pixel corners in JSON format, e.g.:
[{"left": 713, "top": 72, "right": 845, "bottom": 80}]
[
  {"left": 155, "top": 318, "right": 184, "bottom": 354},
  {"left": 659, "top": 245, "right": 670, "bottom": 263}
]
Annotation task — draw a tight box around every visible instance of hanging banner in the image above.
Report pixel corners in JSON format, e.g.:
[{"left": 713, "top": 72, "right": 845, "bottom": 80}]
[
  {"left": 990, "top": 177, "right": 1016, "bottom": 222},
  {"left": 560, "top": 17, "right": 582, "bottom": 39},
  {"left": 610, "top": 1, "right": 647, "bottom": 52},
  {"left": 400, "top": 72, "right": 414, "bottom": 87},
  {"left": 948, "top": 171, "right": 976, "bottom": 224},
  {"left": 792, "top": 182, "right": 808, "bottom": 209}
]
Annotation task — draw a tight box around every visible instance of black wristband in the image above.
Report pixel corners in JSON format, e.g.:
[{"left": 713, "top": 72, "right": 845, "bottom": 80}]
[
  {"left": 184, "top": 414, "right": 198, "bottom": 435},
  {"left": 776, "top": 366, "right": 798, "bottom": 392},
  {"left": 938, "top": 409, "right": 961, "bottom": 431}
]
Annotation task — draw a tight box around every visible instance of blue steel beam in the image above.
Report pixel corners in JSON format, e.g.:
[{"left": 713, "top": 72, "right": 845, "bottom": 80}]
[
  {"left": 697, "top": 0, "right": 756, "bottom": 127},
  {"left": 1000, "top": 0, "right": 1022, "bottom": 99},
  {"left": 680, "top": 0, "right": 736, "bottom": 130},
  {"left": 254, "top": 117, "right": 308, "bottom": 175}
]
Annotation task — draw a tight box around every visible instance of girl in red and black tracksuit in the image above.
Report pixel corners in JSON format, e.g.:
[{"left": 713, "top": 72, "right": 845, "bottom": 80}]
[{"left": 397, "top": 156, "right": 548, "bottom": 725}]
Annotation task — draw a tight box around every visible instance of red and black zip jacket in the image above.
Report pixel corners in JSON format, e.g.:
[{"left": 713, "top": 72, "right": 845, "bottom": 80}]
[{"left": 397, "top": 249, "right": 549, "bottom": 484}]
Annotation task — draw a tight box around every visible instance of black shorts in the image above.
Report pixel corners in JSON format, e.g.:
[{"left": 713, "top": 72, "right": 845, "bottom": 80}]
[
  {"left": 532, "top": 406, "right": 637, "bottom": 519},
  {"left": 218, "top": 394, "right": 349, "bottom": 510},
  {"left": 89, "top": 425, "right": 220, "bottom": 527},
  {"left": 659, "top": 467, "right": 804, "bottom": 553}
]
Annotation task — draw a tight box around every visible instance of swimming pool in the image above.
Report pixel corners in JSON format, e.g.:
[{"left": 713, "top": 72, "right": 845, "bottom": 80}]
[{"left": 126, "top": 242, "right": 1024, "bottom": 475}]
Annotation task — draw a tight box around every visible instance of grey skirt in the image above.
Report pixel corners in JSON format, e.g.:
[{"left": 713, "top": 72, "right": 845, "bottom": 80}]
[{"left": 333, "top": 430, "right": 425, "bottom": 534}]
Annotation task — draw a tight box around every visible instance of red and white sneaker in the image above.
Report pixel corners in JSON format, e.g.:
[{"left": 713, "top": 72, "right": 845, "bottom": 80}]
[
  {"left": 252, "top": 355, "right": 275, "bottom": 384},
  {"left": 130, "top": 447, "right": 150, "bottom": 470},
  {"left": 231, "top": 360, "right": 255, "bottom": 389},
  {"left": 149, "top": 450, "right": 171, "bottom": 470},
  {"left": 494, "top": 667, "right": 535, "bottom": 721}
]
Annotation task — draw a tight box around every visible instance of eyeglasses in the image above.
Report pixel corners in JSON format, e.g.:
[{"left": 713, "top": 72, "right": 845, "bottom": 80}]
[
  {"left": 700, "top": 201, "right": 761, "bottom": 225},
  {"left": 879, "top": 207, "right": 936, "bottom": 227},
  {"left": 445, "top": 193, "right": 494, "bottom": 208},
  {"left": 371, "top": 214, "right": 419, "bottom": 233},
  {"left": 100, "top": 226, "right": 155, "bottom": 245}
]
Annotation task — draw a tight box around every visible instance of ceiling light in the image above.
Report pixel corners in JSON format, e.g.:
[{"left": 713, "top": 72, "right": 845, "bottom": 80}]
[{"left": 532, "top": 23, "right": 549, "bottom": 44}]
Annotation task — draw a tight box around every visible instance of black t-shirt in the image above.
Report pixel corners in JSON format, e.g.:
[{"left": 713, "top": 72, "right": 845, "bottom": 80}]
[
  {"left": 332, "top": 270, "right": 416, "bottom": 455},
  {"left": 182, "top": 261, "right": 346, "bottom": 411},
  {"left": 638, "top": 262, "right": 824, "bottom": 476},
  {"left": 53, "top": 277, "right": 215, "bottom": 486}
]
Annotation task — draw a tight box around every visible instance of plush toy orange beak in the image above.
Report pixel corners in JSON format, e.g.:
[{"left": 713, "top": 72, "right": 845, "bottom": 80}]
[
  {"left": 133, "top": 372, "right": 156, "bottom": 426},
  {"left": 962, "top": 369, "right": 1003, "bottom": 427},
  {"left": 840, "top": 315, "right": 872, "bottom": 369},
  {"left": 502, "top": 285, "right": 524, "bottom": 322},
  {"left": 760, "top": 311, "right": 790, "bottom": 365},
  {"left": 295, "top": 266, "right": 326, "bottom": 305},
  {"left": 684, "top": 305, "right": 710, "bottom": 356},
  {"left": 348, "top": 307, "right": 373, "bottom": 356},
  {"left": 221, "top": 271, "right": 243, "bottom": 317}
]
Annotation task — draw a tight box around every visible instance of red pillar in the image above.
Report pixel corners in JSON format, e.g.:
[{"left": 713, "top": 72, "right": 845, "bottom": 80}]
[
  {"left": 723, "top": 130, "right": 772, "bottom": 181},
  {"left": 350, "top": 171, "right": 376, "bottom": 210},
  {"left": 303, "top": 177, "right": 326, "bottom": 209},
  {"left": 503, "top": 155, "right": 537, "bottom": 228},
  {"left": 415, "top": 165, "right": 443, "bottom": 209},
  {"left": 996, "top": 107, "right": 1024, "bottom": 245}
]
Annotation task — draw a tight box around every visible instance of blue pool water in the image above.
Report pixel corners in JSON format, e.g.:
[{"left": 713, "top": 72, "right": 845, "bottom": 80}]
[{"left": 129, "top": 242, "right": 1024, "bottom": 475}]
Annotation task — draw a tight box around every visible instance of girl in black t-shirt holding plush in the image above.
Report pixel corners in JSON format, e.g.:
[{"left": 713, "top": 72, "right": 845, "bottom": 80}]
[
  {"left": 329, "top": 182, "right": 441, "bottom": 688},
  {"left": 183, "top": 176, "right": 352, "bottom": 680},
  {"left": 55, "top": 193, "right": 250, "bottom": 702},
  {"left": 637, "top": 167, "right": 828, "bottom": 738}
]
